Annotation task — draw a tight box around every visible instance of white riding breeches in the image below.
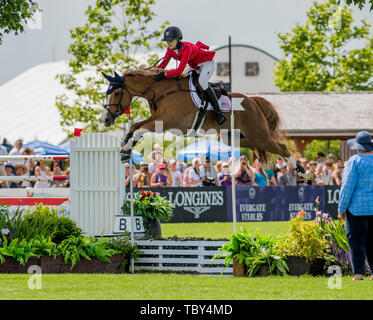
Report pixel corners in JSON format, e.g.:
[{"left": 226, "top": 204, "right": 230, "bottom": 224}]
[{"left": 185, "top": 60, "right": 215, "bottom": 91}]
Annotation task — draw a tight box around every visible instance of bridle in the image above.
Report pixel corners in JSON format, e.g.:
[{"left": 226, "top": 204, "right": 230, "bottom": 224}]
[
  {"left": 103, "top": 79, "right": 131, "bottom": 121},
  {"left": 103, "top": 77, "right": 156, "bottom": 123}
]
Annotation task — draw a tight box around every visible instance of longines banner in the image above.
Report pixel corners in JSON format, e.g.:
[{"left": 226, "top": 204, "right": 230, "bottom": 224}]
[
  {"left": 323, "top": 186, "right": 341, "bottom": 219},
  {"left": 125, "top": 187, "right": 227, "bottom": 223},
  {"left": 125, "top": 186, "right": 341, "bottom": 222}
]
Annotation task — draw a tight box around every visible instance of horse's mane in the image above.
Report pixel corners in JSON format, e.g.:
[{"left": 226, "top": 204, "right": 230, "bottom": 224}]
[
  {"left": 123, "top": 66, "right": 188, "bottom": 78},
  {"left": 123, "top": 68, "right": 161, "bottom": 77}
]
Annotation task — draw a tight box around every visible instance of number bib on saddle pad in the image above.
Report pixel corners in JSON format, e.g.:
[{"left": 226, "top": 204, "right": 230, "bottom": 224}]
[{"left": 188, "top": 76, "right": 232, "bottom": 112}]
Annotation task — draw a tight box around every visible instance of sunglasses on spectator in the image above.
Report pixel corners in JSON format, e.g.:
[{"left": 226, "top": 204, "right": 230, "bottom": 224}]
[{"left": 326, "top": 163, "right": 332, "bottom": 166}]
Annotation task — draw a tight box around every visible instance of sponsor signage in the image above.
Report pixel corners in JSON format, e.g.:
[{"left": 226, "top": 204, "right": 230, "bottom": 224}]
[
  {"left": 226, "top": 186, "right": 276, "bottom": 222},
  {"left": 275, "top": 186, "right": 324, "bottom": 221},
  {"left": 124, "top": 186, "right": 339, "bottom": 222},
  {"left": 125, "top": 187, "right": 227, "bottom": 222},
  {"left": 324, "top": 186, "right": 340, "bottom": 219}
]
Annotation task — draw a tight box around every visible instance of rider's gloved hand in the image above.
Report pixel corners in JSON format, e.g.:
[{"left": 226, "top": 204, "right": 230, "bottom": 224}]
[{"left": 154, "top": 72, "right": 166, "bottom": 81}]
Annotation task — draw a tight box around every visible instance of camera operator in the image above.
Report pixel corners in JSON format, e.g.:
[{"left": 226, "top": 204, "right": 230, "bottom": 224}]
[
  {"left": 235, "top": 155, "right": 255, "bottom": 186},
  {"left": 201, "top": 156, "right": 220, "bottom": 187},
  {"left": 150, "top": 163, "right": 171, "bottom": 187},
  {"left": 134, "top": 162, "right": 152, "bottom": 187}
]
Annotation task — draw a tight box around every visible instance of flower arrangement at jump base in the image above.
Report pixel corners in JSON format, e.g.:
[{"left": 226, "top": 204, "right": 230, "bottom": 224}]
[
  {"left": 212, "top": 229, "right": 289, "bottom": 277},
  {"left": 215, "top": 197, "right": 352, "bottom": 277},
  {"left": 122, "top": 190, "right": 174, "bottom": 237}
]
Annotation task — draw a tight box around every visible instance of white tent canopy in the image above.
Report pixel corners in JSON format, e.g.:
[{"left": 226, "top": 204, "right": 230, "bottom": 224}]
[
  {"left": 0, "top": 54, "right": 161, "bottom": 146},
  {"left": 0, "top": 60, "right": 73, "bottom": 145}
]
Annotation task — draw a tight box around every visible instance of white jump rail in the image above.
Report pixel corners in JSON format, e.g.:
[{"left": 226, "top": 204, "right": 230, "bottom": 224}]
[
  {"left": 134, "top": 239, "right": 232, "bottom": 275},
  {"left": 0, "top": 155, "right": 69, "bottom": 161},
  {"left": 0, "top": 175, "right": 68, "bottom": 182}
]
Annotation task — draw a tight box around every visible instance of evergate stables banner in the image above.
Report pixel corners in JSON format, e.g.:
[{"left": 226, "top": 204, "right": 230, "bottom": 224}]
[{"left": 125, "top": 186, "right": 340, "bottom": 222}]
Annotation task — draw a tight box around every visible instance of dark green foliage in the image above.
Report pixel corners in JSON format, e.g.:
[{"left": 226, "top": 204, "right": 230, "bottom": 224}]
[
  {"left": 0, "top": 204, "right": 82, "bottom": 243},
  {"left": 340, "top": 0, "right": 373, "bottom": 10},
  {"left": 212, "top": 228, "right": 289, "bottom": 277},
  {"left": 107, "top": 233, "right": 141, "bottom": 271},
  {"left": 52, "top": 216, "right": 83, "bottom": 244},
  {"left": 0, "top": 0, "right": 41, "bottom": 45},
  {"left": 56, "top": 0, "right": 169, "bottom": 137},
  {"left": 274, "top": 0, "right": 373, "bottom": 92},
  {"left": 57, "top": 236, "right": 116, "bottom": 269}
]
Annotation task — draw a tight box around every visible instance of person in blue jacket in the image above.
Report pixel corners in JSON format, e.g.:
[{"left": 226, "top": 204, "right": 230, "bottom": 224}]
[{"left": 338, "top": 131, "right": 373, "bottom": 280}]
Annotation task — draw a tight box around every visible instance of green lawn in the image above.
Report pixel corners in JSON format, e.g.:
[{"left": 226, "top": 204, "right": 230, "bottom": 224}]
[
  {"left": 2, "top": 221, "right": 364, "bottom": 300},
  {"left": 0, "top": 273, "right": 372, "bottom": 300},
  {"left": 161, "top": 221, "right": 290, "bottom": 239}
]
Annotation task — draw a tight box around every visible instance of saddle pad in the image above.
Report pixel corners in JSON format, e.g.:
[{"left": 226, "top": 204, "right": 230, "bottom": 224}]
[{"left": 189, "top": 76, "right": 231, "bottom": 113}]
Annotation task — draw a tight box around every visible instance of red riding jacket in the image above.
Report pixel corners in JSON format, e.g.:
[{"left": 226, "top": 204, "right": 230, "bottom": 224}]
[{"left": 157, "top": 41, "right": 215, "bottom": 78}]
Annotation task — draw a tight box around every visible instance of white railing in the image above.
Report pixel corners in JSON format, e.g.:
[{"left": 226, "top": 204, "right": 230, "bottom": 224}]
[
  {"left": 0, "top": 175, "right": 68, "bottom": 182},
  {"left": 0, "top": 155, "right": 69, "bottom": 161},
  {"left": 134, "top": 239, "right": 232, "bottom": 275}
]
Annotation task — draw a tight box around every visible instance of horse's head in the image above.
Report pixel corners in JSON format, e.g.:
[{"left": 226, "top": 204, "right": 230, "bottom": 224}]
[{"left": 101, "top": 71, "right": 132, "bottom": 127}]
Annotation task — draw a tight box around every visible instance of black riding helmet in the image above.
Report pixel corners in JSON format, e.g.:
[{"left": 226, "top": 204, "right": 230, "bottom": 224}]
[{"left": 162, "top": 26, "right": 183, "bottom": 41}]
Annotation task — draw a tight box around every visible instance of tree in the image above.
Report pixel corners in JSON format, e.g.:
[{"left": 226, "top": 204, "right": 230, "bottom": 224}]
[
  {"left": 56, "top": 0, "right": 169, "bottom": 137},
  {"left": 0, "top": 0, "right": 40, "bottom": 45},
  {"left": 274, "top": 0, "right": 373, "bottom": 92},
  {"left": 339, "top": 0, "right": 373, "bottom": 10}
]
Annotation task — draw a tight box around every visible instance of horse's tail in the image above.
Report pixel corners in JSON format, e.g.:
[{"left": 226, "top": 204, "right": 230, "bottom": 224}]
[
  {"left": 228, "top": 93, "right": 290, "bottom": 166},
  {"left": 250, "top": 97, "right": 285, "bottom": 143}
]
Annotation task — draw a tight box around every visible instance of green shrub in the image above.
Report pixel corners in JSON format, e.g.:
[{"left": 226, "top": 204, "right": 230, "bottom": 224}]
[
  {"left": 107, "top": 233, "right": 141, "bottom": 271},
  {"left": 278, "top": 214, "right": 328, "bottom": 262},
  {"left": 212, "top": 228, "right": 289, "bottom": 277},
  {"left": 0, "top": 237, "right": 38, "bottom": 266},
  {"left": 52, "top": 216, "right": 83, "bottom": 244},
  {"left": 57, "top": 236, "right": 116, "bottom": 269},
  {"left": 0, "top": 204, "right": 82, "bottom": 243}
]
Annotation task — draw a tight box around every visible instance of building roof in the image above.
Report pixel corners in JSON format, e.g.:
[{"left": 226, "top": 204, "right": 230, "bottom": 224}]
[
  {"left": 214, "top": 44, "right": 279, "bottom": 61},
  {"left": 255, "top": 92, "right": 373, "bottom": 138}
]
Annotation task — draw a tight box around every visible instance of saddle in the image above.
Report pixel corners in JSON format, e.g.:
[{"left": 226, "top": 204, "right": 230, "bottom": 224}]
[
  {"left": 190, "top": 70, "right": 230, "bottom": 104},
  {"left": 187, "top": 71, "right": 230, "bottom": 136}
]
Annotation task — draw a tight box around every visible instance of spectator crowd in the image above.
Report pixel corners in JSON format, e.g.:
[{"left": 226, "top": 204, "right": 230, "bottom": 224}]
[
  {"left": 124, "top": 145, "right": 345, "bottom": 188},
  {"left": 0, "top": 139, "right": 69, "bottom": 189},
  {"left": 0, "top": 139, "right": 345, "bottom": 189}
]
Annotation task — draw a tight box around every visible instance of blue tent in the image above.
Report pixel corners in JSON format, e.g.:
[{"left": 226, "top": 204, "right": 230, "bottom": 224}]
[
  {"left": 176, "top": 139, "right": 241, "bottom": 161},
  {"left": 58, "top": 140, "right": 71, "bottom": 153},
  {"left": 23, "top": 140, "right": 70, "bottom": 155},
  {"left": 131, "top": 150, "right": 144, "bottom": 164}
]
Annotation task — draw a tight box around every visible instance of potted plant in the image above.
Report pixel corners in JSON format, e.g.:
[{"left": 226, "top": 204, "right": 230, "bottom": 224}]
[
  {"left": 212, "top": 228, "right": 289, "bottom": 277},
  {"left": 122, "top": 190, "right": 174, "bottom": 238},
  {"left": 279, "top": 211, "right": 328, "bottom": 276}
]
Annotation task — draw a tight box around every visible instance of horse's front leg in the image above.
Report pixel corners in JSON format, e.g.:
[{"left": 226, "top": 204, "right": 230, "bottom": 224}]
[{"left": 120, "top": 118, "right": 154, "bottom": 162}]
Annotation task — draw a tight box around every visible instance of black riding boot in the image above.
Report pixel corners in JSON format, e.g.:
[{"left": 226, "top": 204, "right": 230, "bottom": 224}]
[{"left": 203, "top": 86, "right": 227, "bottom": 125}]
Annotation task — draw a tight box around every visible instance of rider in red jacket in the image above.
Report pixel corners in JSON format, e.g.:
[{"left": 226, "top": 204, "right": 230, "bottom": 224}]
[{"left": 154, "top": 26, "right": 227, "bottom": 125}]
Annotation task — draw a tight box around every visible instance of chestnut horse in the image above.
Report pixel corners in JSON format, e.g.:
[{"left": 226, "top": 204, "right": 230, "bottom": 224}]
[{"left": 101, "top": 68, "right": 292, "bottom": 165}]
